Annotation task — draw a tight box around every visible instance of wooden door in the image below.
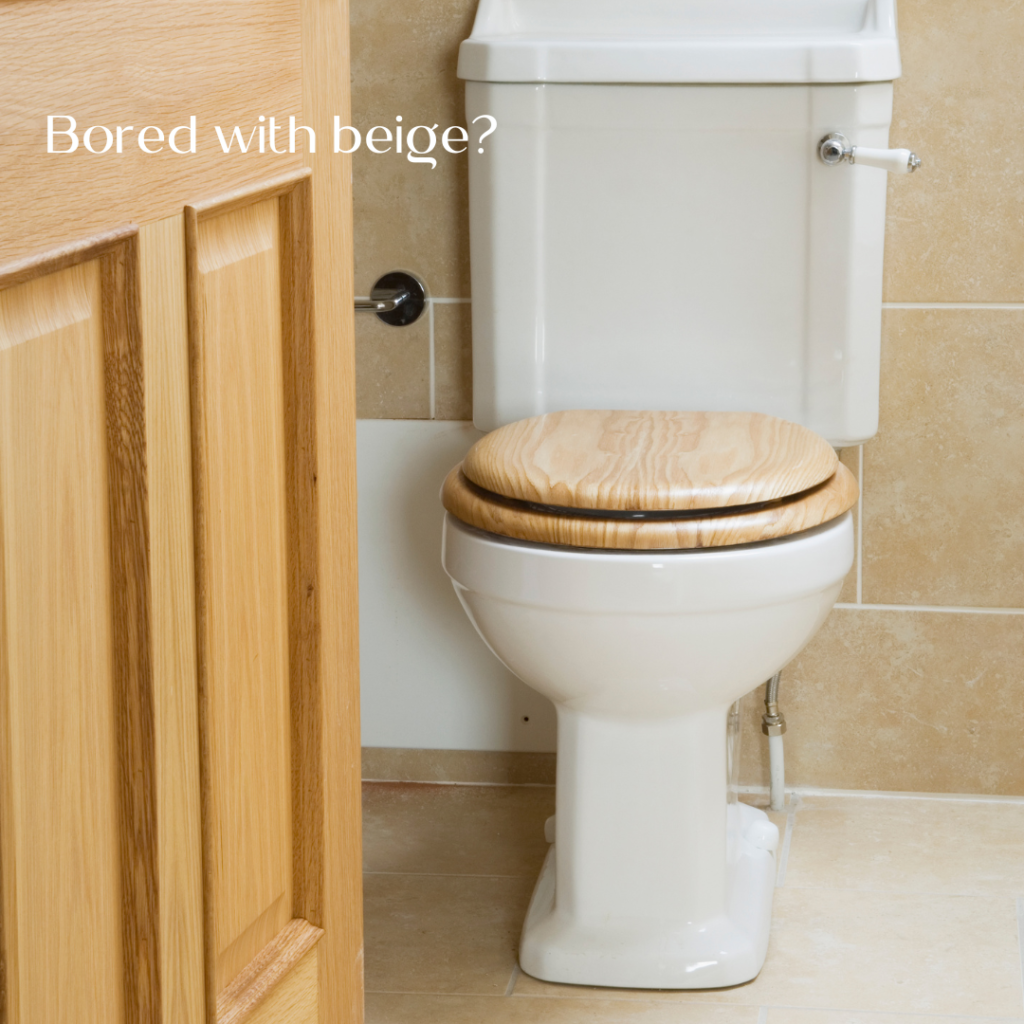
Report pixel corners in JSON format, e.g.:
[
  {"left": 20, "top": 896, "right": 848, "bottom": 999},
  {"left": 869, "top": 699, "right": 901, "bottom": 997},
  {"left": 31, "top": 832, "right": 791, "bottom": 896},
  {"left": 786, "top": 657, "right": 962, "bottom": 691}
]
[{"left": 0, "top": 3, "right": 363, "bottom": 1023}]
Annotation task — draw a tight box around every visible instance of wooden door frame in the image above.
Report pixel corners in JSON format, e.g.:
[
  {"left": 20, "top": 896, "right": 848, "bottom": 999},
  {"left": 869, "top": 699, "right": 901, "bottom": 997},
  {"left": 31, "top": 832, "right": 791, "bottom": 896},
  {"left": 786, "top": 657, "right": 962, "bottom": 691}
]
[{"left": 300, "top": 1, "right": 365, "bottom": 1020}]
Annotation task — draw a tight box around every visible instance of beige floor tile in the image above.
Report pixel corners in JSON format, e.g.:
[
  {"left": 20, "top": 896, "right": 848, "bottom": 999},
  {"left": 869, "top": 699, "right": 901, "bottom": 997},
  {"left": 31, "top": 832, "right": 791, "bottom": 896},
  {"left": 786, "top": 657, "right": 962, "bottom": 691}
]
[
  {"left": 367, "top": 992, "right": 761, "bottom": 1023},
  {"left": 364, "top": 872, "right": 533, "bottom": 995},
  {"left": 514, "top": 887, "right": 1023, "bottom": 1017},
  {"left": 767, "top": 1012, "right": 1022, "bottom": 1024},
  {"left": 363, "top": 782, "right": 554, "bottom": 877},
  {"left": 786, "top": 794, "right": 1024, "bottom": 896}
]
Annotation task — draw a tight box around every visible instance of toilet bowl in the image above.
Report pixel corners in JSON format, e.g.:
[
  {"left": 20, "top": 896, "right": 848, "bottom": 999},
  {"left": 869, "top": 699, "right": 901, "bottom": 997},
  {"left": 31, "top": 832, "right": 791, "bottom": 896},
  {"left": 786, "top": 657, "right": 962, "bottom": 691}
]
[
  {"left": 448, "top": 0, "right": 907, "bottom": 988},
  {"left": 441, "top": 409, "right": 857, "bottom": 988}
]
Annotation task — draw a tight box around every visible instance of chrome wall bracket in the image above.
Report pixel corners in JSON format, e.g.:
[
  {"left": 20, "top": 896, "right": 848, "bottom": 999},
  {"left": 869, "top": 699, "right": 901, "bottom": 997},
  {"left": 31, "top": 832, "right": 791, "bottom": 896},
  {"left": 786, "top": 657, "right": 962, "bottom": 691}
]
[
  {"left": 819, "top": 132, "right": 921, "bottom": 174},
  {"left": 355, "top": 270, "right": 426, "bottom": 326}
]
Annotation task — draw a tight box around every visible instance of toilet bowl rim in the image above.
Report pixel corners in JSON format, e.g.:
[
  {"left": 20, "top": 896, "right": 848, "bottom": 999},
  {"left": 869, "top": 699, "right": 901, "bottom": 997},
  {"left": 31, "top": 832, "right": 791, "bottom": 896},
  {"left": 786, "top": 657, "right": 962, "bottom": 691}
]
[{"left": 442, "top": 510, "right": 854, "bottom": 614}]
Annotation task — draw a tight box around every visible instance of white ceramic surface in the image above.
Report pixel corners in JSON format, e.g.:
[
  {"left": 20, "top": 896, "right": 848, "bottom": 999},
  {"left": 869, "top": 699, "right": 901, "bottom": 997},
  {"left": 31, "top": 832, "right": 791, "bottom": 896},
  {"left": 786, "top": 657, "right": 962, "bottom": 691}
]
[
  {"left": 442, "top": 512, "right": 854, "bottom": 987},
  {"left": 465, "top": 80, "right": 892, "bottom": 446},
  {"left": 458, "top": 0, "right": 901, "bottom": 84}
]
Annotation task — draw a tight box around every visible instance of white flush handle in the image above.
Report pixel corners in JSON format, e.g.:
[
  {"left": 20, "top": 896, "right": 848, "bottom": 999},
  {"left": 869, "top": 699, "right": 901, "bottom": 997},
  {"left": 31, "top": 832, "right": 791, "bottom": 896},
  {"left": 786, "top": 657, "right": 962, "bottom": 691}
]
[{"left": 819, "top": 132, "right": 921, "bottom": 174}]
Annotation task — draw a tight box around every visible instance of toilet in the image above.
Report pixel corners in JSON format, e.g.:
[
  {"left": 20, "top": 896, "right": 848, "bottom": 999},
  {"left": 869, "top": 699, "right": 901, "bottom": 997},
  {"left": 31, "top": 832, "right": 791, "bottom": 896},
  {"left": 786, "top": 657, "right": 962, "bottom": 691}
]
[{"left": 441, "top": 0, "right": 911, "bottom": 991}]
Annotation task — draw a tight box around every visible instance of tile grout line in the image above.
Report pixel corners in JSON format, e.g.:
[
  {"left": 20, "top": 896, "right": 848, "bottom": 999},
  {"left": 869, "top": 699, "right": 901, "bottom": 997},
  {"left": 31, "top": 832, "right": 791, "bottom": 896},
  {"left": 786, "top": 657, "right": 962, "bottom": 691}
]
[
  {"left": 834, "top": 602, "right": 1024, "bottom": 615},
  {"left": 756, "top": 1008, "right": 769, "bottom": 1024},
  {"left": 364, "top": 870, "right": 536, "bottom": 879},
  {"left": 760, "top": 882, "right": 1024, "bottom": 899},
  {"left": 884, "top": 301, "right": 1024, "bottom": 310},
  {"left": 739, "top": 783, "right": 1024, "bottom": 805},
  {"left": 1018, "top": 897, "right": 1024, "bottom": 1012},
  {"left": 428, "top": 298, "right": 436, "bottom": 419},
  {"left": 361, "top": 777, "right": 555, "bottom": 788},
  {"left": 504, "top": 963, "right": 521, "bottom": 996},
  {"left": 364, "top": 778, "right": 1024, "bottom": 801},
  {"left": 752, "top": 1006, "right": 1024, "bottom": 1021},
  {"left": 487, "top": 988, "right": 1024, "bottom": 1017},
  {"left": 856, "top": 443, "right": 863, "bottom": 604}
]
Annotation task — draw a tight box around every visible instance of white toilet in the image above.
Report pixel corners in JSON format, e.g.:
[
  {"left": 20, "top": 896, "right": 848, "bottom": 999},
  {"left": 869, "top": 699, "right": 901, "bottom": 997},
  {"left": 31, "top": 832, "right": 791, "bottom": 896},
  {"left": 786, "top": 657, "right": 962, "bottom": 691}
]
[{"left": 441, "top": 0, "right": 912, "bottom": 991}]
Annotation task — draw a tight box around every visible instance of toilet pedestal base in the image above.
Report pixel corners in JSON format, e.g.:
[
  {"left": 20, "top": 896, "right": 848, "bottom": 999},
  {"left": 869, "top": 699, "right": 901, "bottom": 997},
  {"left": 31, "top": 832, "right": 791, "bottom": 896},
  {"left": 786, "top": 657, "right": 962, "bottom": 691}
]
[{"left": 519, "top": 706, "right": 779, "bottom": 989}]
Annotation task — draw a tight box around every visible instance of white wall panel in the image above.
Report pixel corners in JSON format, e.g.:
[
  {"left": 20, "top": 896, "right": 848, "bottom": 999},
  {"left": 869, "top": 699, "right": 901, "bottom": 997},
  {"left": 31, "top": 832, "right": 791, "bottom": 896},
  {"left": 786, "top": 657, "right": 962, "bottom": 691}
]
[{"left": 357, "top": 419, "right": 557, "bottom": 752}]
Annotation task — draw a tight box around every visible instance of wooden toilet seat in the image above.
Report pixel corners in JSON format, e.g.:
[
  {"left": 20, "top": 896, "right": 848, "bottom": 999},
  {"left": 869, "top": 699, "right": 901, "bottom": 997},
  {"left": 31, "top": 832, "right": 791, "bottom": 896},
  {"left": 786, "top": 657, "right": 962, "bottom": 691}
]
[{"left": 442, "top": 410, "right": 859, "bottom": 550}]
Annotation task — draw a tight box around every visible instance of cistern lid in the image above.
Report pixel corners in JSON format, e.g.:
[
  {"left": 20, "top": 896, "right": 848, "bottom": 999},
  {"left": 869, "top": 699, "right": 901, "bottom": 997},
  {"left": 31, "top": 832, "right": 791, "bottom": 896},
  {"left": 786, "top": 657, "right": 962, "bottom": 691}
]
[
  {"left": 458, "top": 0, "right": 902, "bottom": 85},
  {"left": 462, "top": 410, "right": 839, "bottom": 512}
]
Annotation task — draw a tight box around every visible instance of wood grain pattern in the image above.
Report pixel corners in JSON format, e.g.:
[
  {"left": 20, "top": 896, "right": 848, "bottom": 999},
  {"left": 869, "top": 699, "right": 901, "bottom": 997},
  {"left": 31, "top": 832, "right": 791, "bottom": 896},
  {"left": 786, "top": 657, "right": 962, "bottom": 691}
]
[
  {"left": 99, "top": 230, "right": 161, "bottom": 1024},
  {"left": 139, "top": 215, "right": 205, "bottom": 1024},
  {"left": 300, "top": 1, "right": 366, "bottom": 1019},
  {"left": 0, "top": 226, "right": 138, "bottom": 293},
  {"left": 278, "top": 176, "right": 323, "bottom": 934},
  {"left": 443, "top": 462, "right": 859, "bottom": 549},
  {"left": 241, "top": 943, "right": 318, "bottom": 1024},
  {"left": 0, "top": 230, "right": 158, "bottom": 1023},
  {"left": 0, "top": 456, "right": 8, "bottom": 1024},
  {"left": 0, "top": 0, "right": 303, "bottom": 267},
  {"left": 462, "top": 410, "right": 839, "bottom": 511},
  {"left": 216, "top": 919, "right": 321, "bottom": 1024},
  {"left": 0, "top": 259, "right": 121, "bottom": 1024},
  {"left": 185, "top": 167, "right": 353, "bottom": 1022},
  {"left": 1, "top": 3, "right": 363, "bottom": 1022},
  {"left": 187, "top": 194, "right": 294, "bottom": 999}
]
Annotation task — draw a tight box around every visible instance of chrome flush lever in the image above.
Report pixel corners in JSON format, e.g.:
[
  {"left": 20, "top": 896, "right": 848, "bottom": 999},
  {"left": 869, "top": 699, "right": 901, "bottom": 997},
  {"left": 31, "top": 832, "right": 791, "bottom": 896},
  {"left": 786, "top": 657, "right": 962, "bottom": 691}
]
[{"left": 819, "top": 132, "right": 921, "bottom": 174}]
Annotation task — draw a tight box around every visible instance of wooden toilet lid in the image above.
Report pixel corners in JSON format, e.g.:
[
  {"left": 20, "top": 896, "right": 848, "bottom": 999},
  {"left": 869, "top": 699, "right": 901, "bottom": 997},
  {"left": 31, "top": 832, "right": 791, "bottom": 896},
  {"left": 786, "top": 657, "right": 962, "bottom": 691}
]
[
  {"left": 442, "top": 462, "right": 858, "bottom": 550},
  {"left": 444, "top": 410, "right": 858, "bottom": 550},
  {"left": 462, "top": 410, "right": 838, "bottom": 512}
]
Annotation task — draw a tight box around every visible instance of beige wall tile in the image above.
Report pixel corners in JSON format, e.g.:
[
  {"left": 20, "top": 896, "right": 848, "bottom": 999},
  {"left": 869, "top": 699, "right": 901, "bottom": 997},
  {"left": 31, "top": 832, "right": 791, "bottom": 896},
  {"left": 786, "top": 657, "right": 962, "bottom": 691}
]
[
  {"left": 350, "top": 0, "right": 476, "bottom": 300},
  {"left": 434, "top": 301, "right": 473, "bottom": 420},
  {"left": 363, "top": 782, "right": 553, "bottom": 877},
  {"left": 785, "top": 794, "right": 1024, "bottom": 896},
  {"left": 362, "top": 747, "right": 557, "bottom": 786},
  {"left": 368, "top": 993, "right": 761, "bottom": 1023},
  {"left": 884, "top": 0, "right": 1024, "bottom": 301},
  {"left": 364, "top": 873, "right": 532, "bottom": 994},
  {"left": 739, "top": 608, "right": 1024, "bottom": 794},
  {"left": 356, "top": 308, "right": 431, "bottom": 418},
  {"left": 514, "top": 888, "right": 1024, "bottom": 1017},
  {"left": 862, "top": 309, "right": 1024, "bottom": 607},
  {"left": 837, "top": 446, "right": 860, "bottom": 604}
]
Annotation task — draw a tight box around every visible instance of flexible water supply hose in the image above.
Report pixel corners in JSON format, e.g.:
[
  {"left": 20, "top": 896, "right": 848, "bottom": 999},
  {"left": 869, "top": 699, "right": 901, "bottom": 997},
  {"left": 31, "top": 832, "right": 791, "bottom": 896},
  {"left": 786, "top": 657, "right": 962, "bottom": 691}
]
[
  {"left": 762, "top": 672, "right": 786, "bottom": 811},
  {"left": 768, "top": 734, "right": 785, "bottom": 812}
]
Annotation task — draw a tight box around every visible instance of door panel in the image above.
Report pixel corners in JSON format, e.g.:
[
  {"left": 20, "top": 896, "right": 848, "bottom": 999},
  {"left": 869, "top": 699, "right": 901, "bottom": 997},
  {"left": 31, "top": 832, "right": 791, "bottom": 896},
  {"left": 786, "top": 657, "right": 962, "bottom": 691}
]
[
  {"left": 190, "top": 192, "right": 295, "bottom": 993},
  {"left": 0, "top": 232, "right": 157, "bottom": 1024},
  {"left": 186, "top": 171, "right": 327, "bottom": 1011}
]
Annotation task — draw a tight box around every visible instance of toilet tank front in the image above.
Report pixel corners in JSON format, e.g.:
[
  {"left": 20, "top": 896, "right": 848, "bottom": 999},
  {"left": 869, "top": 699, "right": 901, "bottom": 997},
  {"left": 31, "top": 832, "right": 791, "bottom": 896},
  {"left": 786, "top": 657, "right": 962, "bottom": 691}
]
[{"left": 460, "top": 1, "right": 902, "bottom": 447}]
